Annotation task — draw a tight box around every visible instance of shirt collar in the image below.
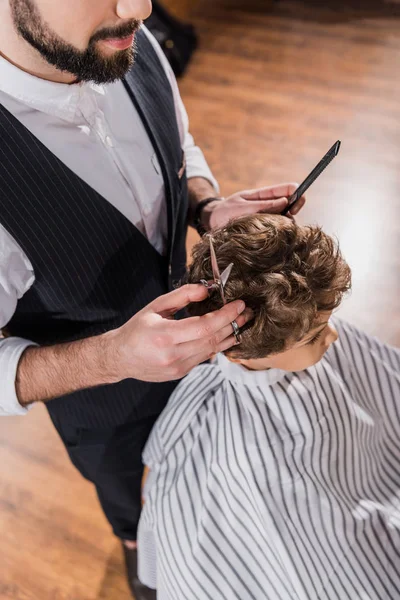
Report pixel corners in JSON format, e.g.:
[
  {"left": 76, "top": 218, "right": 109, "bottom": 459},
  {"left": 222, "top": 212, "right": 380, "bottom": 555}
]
[{"left": 0, "top": 54, "right": 106, "bottom": 123}]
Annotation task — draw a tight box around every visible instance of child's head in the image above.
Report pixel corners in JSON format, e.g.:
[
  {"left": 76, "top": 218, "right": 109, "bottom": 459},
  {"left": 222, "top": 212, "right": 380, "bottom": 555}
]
[{"left": 187, "top": 214, "right": 351, "bottom": 372}]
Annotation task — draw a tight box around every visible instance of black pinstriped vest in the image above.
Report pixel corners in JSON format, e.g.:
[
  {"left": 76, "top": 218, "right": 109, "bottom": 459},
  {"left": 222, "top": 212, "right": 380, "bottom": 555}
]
[{"left": 0, "top": 30, "right": 189, "bottom": 428}]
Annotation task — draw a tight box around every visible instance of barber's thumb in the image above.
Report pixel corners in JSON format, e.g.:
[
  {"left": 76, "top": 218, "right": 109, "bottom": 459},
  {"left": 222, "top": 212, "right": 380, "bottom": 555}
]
[{"left": 150, "top": 284, "right": 208, "bottom": 315}]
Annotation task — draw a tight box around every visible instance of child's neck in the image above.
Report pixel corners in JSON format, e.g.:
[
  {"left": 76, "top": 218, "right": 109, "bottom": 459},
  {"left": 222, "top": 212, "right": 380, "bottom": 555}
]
[{"left": 233, "top": 359, "right": 271, "bottom": 372}]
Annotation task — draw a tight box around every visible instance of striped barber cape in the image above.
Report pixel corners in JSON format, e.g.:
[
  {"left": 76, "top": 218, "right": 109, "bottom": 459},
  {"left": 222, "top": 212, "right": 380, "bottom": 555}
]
[{"left": 138, "top": 319, "right": 400, "bottom": 600}]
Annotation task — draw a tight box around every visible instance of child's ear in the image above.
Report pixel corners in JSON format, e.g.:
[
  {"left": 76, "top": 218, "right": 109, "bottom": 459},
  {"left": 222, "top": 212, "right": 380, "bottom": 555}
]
[{"left": 224, "top": 353, "right": 244, "bottom": 365}]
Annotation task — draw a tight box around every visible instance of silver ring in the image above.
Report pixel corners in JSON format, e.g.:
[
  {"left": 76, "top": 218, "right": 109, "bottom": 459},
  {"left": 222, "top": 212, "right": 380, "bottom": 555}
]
[{"left": 231, "top": 319, "right": 242, "bottom": 344}]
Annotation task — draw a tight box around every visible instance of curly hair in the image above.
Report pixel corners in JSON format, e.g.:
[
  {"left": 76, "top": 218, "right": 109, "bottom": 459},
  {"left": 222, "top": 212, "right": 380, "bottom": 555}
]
[{"left": 187, "top": 214, "right": 352, "bottom": 359}]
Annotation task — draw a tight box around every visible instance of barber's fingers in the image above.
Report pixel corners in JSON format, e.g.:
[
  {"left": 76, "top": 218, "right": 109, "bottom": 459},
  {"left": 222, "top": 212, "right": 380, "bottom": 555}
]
[
  {"left": 239, "top": 198, "right": 289, "bottom": 214},
  {"left": 167, "top": 299, "right": 248, "bottom": 345},
  {"left": 148, "top": 284, "right": 209, "bottom": 317},
  {"left": 240, "top": 182, "right": 299, "bottom": 201},
  {"left": 258, "top": 198, "right": 288, "bottom": 214},
  {"left": 288, "top": 195, "right": 306, "bottom": 216},
  {"left": 175, "top": 308, "right": 252, "bottom": 358},
  {"left": 211, "top": 311, "right": 251, "bottom": 344},
  {"left": 178, "top": 334, "right": 239, "bottom": 377}
]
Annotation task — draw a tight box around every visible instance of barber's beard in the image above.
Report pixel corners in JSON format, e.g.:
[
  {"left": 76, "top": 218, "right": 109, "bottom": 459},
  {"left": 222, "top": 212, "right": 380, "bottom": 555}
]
[{"left": 10, "top": 0, "right": 141, "bottom": 83}]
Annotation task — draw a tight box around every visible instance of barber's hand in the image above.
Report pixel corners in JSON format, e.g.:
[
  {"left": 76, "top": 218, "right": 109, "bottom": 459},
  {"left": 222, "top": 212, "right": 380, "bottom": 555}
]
[
  {"left": 207, "top": 183, "right": 306, "bottom": 230},
  {"left": 109, "top": 284, "right": 253, "bottom": 383}
]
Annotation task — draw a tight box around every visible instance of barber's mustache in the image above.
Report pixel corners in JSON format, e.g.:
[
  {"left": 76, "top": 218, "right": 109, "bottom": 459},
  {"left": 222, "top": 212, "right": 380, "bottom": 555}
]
[{"left": 90, "top": 20, "right": 142, "bottom": 44}]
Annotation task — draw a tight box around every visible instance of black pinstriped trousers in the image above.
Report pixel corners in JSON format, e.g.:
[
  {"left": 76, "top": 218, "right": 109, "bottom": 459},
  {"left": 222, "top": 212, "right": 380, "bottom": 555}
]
[{"left": 49, "top": 412, "right": 158, "bottom": 540}]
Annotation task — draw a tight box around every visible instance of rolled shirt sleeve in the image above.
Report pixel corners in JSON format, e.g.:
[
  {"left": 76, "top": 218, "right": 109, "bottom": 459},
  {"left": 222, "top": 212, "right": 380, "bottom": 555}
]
[
  {"left": 0, "top": 223, "right": 36, "bottom": 416},
  {"left": 0, "top": 337, "right": 37, "bottom": 415}
]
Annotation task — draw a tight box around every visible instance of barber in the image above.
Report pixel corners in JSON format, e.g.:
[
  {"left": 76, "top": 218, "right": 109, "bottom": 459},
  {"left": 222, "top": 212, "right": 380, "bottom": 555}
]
[{"left": 0, "top": 0, "right": 305, "bottom": 596}]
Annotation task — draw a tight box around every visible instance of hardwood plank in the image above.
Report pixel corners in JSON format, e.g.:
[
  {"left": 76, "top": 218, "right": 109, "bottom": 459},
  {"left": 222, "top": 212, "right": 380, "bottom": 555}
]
[{"left": 1, "top": 1, "right": 399, "bottom": 597}]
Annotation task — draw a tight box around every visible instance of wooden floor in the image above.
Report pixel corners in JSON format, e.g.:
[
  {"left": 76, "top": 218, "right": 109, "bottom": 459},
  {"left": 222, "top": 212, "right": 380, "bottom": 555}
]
[{"left": 1, "top": 1, "right": 400, "bottom": 598}]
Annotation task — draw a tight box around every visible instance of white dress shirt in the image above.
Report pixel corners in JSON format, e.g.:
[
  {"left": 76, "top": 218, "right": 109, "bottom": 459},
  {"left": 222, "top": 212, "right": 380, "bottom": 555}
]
[{"left": 0, "top": 26, "right": 218, "bottom": 416}]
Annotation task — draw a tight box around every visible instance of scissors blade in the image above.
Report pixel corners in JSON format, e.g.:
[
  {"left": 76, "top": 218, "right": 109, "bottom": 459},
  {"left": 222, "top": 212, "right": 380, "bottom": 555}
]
[
  {"left": 209, "top": 237, "right": 221, "bottom": 283},
  {"left": 221, "top": 263, "right": 233, "bottom": 289},
  {"left": 209, "top": 237, "right": 228, "bottom": 304}
]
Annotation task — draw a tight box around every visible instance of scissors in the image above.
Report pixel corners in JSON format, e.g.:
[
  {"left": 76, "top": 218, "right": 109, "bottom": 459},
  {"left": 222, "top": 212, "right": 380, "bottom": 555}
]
[{"left": 200, "top": 238, "right": 241, "bottom": 343}]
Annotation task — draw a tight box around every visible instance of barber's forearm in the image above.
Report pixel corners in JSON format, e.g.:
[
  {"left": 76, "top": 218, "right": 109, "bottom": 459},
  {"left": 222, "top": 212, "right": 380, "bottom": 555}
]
[
  {"left": 16, "top": 331, "right": 119, "bottom": 407},
  {"left": 188, "top": 177, "right": 221, "bottom": 231}
]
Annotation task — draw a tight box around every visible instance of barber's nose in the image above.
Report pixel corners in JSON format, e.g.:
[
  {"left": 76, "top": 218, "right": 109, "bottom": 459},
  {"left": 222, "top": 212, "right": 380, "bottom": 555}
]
[
  {"left": 325, "top": 324, "right": 339, "bottom": 347},
  {"left": 116, "top": 0, "right": 152, "bottom": 20}
]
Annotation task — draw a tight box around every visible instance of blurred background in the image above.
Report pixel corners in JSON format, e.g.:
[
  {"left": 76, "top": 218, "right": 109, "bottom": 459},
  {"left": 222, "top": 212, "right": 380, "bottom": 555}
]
[{"left": 1, "top": 1, "right": 399, "bottom": 598}]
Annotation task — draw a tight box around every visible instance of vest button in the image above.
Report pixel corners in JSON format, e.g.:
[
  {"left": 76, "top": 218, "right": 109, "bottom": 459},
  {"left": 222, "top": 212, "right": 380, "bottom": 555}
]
[{"left": 168, "top": 264, "right": 172, "bottom": 275}]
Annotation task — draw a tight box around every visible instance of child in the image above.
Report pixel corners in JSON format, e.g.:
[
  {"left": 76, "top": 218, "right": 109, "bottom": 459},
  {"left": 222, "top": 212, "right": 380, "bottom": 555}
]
[{"left": 137, "top": 214, "right": 400, "bottom": 600}]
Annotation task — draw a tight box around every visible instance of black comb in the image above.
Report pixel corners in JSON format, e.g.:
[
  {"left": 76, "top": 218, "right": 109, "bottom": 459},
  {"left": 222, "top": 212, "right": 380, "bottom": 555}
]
[{"left": 282, "top": 140, "right": 341, "bottom": 215}]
